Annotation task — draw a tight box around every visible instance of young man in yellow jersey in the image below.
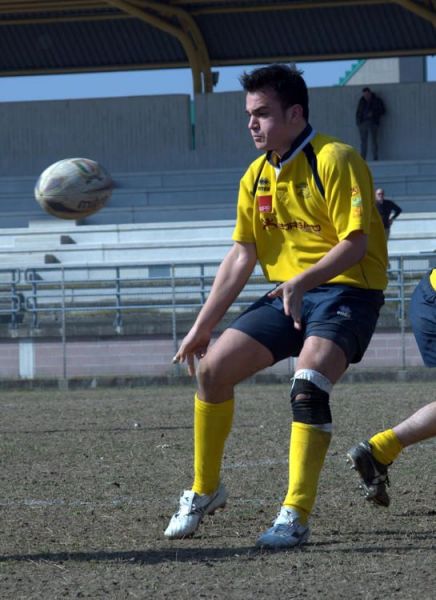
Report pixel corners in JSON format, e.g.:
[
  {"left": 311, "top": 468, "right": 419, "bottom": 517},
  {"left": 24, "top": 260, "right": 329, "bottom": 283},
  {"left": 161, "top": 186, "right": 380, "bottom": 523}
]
[
  {"left": 166, "top": 64, "right": 388, "bottom": 548},
  {"left": 348, "top": 269, "right": 436, "bottom": 507}
]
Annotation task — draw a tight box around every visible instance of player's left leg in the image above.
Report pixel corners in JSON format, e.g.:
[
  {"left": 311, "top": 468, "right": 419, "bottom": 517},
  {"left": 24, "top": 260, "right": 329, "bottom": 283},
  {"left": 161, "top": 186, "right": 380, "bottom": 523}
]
[
  {"left": 257, "top": 284, "right": 384, "bottom": 548},
  {"left": 284, "top": 336, "right": 347, "bottom": 514},
  {"left": 257, "top": 336, "right": 347, "bottom": 549}
]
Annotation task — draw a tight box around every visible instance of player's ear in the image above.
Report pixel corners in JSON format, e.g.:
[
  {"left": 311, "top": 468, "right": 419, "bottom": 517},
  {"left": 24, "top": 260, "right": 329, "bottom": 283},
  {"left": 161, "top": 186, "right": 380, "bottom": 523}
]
[
  {"left": 293, "top": 104, "right": 304, "bottom": 119},
  {"left": 286, "top": 104, "right": 304, "bottom": 122}
]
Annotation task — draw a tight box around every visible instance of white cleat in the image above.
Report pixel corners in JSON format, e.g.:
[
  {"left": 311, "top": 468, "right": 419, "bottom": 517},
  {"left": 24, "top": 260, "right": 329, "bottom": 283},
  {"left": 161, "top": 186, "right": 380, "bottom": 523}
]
[{"left": 164, "top": 483, "right": 227, "bottom": 539}]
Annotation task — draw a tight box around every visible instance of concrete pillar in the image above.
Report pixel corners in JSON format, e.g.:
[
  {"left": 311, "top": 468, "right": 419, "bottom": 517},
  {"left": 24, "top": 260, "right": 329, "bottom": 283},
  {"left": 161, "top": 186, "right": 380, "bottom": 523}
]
[{"left": 19, "top": 339, "right": 34, "bottom": 379}]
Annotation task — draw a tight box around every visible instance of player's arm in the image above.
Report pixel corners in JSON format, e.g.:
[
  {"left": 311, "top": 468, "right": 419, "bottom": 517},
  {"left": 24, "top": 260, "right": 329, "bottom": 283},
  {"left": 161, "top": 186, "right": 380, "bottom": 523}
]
[
  {"left": 173, "top": 241, "right": 257, "bottom": 375},
  {"left": 269, "top": 230, "right": 367, "bottom": 328},
  {"left": 192, "top": 241, "right": 257, "bottom": 330}
]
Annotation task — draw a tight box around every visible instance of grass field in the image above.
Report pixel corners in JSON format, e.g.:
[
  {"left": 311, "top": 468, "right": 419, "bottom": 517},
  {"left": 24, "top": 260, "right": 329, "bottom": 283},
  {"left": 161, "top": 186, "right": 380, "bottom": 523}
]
[{"left": 0, "top": 382, "right": 435, "bottom": 599}]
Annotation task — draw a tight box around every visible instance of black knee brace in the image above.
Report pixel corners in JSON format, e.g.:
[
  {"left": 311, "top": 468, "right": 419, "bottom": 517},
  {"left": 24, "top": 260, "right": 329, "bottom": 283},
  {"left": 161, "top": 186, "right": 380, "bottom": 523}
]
[{"left": 290, "top": 378, "right": 332, "bottom": 425}]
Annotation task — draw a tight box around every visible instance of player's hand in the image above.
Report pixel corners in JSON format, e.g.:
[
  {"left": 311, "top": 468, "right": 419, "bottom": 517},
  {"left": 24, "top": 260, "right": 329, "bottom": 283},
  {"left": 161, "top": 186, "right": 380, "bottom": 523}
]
[
  {"left": 172, "top": 327, "right": 211, "bottom": 377},
  {"left": 268, "top": 279, "right": 304, "bottom": 330}
]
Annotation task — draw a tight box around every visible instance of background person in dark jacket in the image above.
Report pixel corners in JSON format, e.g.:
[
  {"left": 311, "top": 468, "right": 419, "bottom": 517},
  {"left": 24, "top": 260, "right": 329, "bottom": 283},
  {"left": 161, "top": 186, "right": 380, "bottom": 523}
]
[
  {"left": 375, "top": 188, "right": 402, "bottom": 239},
  {"left": 356, "top": 87, "right": 386, "bottom": 160}
]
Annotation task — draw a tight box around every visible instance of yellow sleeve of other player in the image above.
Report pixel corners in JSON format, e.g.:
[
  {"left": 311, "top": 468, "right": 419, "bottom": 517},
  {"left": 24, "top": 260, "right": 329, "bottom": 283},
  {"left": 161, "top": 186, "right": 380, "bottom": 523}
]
[{"left": 430, "top": 269, "right": 436, "bottom": 291}]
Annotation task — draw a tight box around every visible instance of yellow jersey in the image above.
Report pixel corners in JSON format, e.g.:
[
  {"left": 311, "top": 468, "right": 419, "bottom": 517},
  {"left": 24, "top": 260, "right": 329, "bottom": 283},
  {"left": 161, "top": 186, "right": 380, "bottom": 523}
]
[
  {"left": 430, "top": 269, "right": 436, "bottom": 291},
  {"left": 232, "top": 130, "right": 388, "bottom": 290}
]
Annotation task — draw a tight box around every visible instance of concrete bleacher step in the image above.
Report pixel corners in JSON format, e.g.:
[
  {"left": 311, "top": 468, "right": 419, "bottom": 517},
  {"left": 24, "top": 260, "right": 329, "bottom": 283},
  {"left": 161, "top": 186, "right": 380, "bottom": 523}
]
[
  {"left": 0, "top": 220, "right": 237, "bottom": 269},
  {"left": 0, "top": 161, "right": 434, "bottom": 270},
  {"left": 0, "top": 250, "right": 51, "bottom": 268},
  {"left": 49, "top": 240, "right": 232, "bottom": 265},
  {"left": 391, "top": 212, "right": 436, "bottom": 233},
  {"left": 83, "top": 204, "right": 237, "bottom": 224},
  {"left": 370, "top": 160, "right": 436, "bottom": 200},
  {"left": 388, "top": 239, "right": 436, "bottom": 254},
  {"left": 0, "top": 168, "right": 241, "bottom": 228},
  {"left": 3, "top": 220, "right": 235, "bottom": 246},
  {"left": 14, "top": 234, "right": 76, "bottom": 248},
  {"left": 388, "top": 212, "right": 436, "bottom": 254},
  {"left": 0, "top": 209, "right": 435, "bottom": 269},
  {"left": 391, "top": 196, "right": 436, "bottom": 213},
  {"left": 1, "top": 160, "right": 435, "bottom": 228}
]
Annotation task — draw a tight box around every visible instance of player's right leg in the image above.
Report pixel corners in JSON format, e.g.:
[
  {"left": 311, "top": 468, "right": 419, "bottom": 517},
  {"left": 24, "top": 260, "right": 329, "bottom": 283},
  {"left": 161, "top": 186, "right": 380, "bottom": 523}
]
[
  {"left": 348, "top": 271, "right": 436, "bottom": 507},
  {"left": 348, "top": 401, "right": 436, "bottom": 506},
  {"left": 393, "top": 401, "right": 436, "bottom": 446},
  {"left": 165, "top": 328, "right": 273, "bottom": 539},
  {"left": 347, "top": 439, "right": 394, "bottom": 507}
]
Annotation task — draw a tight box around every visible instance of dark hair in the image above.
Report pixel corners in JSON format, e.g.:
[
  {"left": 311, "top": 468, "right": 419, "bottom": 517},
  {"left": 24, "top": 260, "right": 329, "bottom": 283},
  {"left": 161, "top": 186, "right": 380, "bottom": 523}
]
[
  {"left": 362, "top": 86, "right": 371, "bottom": 92},
  {"left": 239, "top": 63, "right": 309, "bottom": 120}
]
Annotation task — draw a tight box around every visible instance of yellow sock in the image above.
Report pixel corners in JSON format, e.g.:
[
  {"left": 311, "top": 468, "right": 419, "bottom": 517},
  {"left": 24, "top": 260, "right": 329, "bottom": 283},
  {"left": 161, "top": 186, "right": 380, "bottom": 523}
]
[
  {"left": 369, "top": 429, "right": 403, "bottom": 465},
  {"left": 192, "top": 394, "right": 234, "bottom": 496},
  {"left": 283, "top": 422, "right": 331, "bottom": 524}
]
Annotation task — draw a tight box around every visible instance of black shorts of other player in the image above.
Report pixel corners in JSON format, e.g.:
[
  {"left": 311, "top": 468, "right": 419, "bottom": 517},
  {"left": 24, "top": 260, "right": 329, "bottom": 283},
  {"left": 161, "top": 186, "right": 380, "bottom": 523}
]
[
  {"left": 409, "top": 272, "right": 436, "bottom": 367},
  {"left": 229, "top": 284, "right": 385, "bottom": 365}
]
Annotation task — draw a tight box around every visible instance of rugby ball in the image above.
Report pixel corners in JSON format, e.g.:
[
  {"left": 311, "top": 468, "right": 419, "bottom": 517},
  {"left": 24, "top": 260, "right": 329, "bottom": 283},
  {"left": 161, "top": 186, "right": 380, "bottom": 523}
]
[{"left": 34, "top": 157, "right": 113, "bottom": 220}]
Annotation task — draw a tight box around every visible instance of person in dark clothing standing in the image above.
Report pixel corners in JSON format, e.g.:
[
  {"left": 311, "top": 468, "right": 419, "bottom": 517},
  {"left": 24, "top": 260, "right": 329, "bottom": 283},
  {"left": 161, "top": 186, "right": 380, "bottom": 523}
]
[
  {"left": 375, "top": 188, "right": 402, "bottom": 239},
  {"left": 356, "top": 87, "right": 386, "bottom": 160}
]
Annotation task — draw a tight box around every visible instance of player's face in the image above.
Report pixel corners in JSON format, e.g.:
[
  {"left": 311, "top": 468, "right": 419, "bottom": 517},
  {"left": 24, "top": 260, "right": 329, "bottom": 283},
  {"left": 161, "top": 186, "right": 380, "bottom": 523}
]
[{"left": 246, "top": 87, "right": 304, "bottom": 157}]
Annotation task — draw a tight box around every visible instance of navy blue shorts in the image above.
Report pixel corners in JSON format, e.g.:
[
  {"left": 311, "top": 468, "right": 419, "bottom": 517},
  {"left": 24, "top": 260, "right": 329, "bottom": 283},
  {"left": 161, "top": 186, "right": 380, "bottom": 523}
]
[
  {"left": 409, "top": 272, "right": 436, "bottom": 367},
  {"left": 229, "top": 284, "right": 384, "bottom": 365}
]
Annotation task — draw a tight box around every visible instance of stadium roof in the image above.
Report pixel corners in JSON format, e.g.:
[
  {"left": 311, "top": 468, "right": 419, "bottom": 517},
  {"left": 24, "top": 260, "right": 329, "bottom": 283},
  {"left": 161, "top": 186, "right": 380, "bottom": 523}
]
[{"left": 0, "top": 0, "right": 435, "bottom": 93}]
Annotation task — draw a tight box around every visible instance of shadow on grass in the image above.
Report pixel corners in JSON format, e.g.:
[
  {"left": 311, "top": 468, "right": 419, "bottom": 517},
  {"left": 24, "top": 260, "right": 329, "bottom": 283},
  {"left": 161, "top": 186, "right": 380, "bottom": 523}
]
[
  {"left": 1, "top": 537, "right": 435, "bottom": 565},
  {"left": 0, "top": 547, "right": 257, "bottom": 565}
]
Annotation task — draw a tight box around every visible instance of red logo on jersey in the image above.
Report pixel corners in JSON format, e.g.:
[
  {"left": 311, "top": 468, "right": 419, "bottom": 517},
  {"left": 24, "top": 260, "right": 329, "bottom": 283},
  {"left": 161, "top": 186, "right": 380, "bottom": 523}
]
[{"left": 258, "top": 195, "right": 272, "bottom": 212}]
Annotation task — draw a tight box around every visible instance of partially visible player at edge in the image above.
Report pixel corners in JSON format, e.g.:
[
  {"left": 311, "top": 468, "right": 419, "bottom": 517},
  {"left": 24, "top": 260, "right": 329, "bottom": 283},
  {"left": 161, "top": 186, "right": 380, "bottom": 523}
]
[
  {"left": 347, "top": 268, "right": 436, "bottom": 507},
  {"left": 166, "top": 64, "right": 388, "bottom": 548}
]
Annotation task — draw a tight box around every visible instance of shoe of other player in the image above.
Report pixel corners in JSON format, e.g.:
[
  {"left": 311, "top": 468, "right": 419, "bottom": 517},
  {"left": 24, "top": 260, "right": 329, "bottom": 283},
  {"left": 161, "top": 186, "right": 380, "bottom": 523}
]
[
  {"left": 164, "top": 483, "right": 227, "bottom": 539},
  {"left": 256, "top": 507, "right": 309, "bottom": 549},
  {"left": 347, "top": 441, "right": 390, "bottom": 507}
]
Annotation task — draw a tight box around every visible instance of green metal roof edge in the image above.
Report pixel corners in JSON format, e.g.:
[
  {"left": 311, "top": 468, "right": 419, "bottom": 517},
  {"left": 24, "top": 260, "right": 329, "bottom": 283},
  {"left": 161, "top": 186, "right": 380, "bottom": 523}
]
[{"left": 336, "top": 59, "right": 367, "bottom": 86}]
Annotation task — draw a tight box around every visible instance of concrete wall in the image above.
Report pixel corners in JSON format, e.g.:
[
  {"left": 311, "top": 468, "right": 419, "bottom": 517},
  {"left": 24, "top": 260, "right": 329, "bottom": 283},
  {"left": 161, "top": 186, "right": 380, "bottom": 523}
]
[
  {"left": 0, "top": 331, "right": 425, "bottom": 380},
  {"left": 306, "top": 82, "right": 436, "bottom": 161},
  {"left": 0, "top": 94, "right": 192, "bottom": 175},
  {"left": 0, "top": 81, "right": 435, "bottom": 179},
  {"left": 346, "top": 57, "right": 426, "bottom": 85}
]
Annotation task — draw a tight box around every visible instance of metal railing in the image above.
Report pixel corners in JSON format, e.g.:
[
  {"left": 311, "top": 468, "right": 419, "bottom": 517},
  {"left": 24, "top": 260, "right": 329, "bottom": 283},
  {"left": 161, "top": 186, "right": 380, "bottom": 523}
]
[{"left": 0, "top": 252, "right": 435, "bottom": 371}]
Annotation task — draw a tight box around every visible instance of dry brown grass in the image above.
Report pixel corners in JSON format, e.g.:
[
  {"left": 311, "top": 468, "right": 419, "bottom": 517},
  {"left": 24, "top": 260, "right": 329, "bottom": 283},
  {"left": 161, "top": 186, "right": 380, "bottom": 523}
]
[{"left": 0, "top": 382, "right": 435, "bottom": 599}]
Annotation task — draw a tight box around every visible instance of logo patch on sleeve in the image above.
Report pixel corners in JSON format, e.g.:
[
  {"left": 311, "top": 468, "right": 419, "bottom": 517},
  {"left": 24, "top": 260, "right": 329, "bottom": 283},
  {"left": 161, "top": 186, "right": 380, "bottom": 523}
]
[
  {"left": 258, "top": 195, "right": 273, "bottom": 213},
  {"left": 351, "top": 185, "right": 361, "bottom": 197}
]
